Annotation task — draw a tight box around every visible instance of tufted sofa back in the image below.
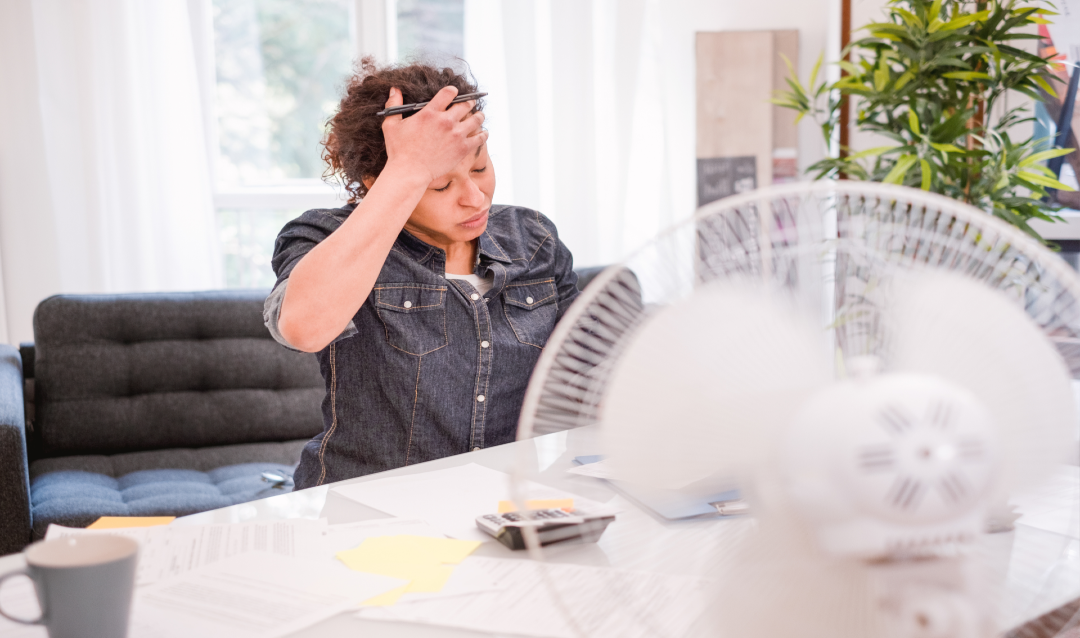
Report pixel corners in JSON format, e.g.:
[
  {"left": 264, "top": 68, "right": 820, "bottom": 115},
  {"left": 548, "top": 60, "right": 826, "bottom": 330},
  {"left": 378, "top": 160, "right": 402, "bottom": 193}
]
[{"left": 33, "top": 291, "right": 324, "bottom": 454}]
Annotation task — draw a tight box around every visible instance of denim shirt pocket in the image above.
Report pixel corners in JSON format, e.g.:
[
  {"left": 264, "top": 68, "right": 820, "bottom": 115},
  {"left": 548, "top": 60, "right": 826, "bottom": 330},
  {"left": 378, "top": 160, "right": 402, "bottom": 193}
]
[
  {"left": 502, "top": 278, "right": 558, "bottom": 348},
  {"left": 374, "top": 284, "right": 449, "bottom": 355}
]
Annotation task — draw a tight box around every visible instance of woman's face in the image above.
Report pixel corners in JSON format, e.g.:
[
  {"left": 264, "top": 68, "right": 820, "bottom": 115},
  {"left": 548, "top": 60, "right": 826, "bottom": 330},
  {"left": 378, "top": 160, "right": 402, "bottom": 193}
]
[{"left": 404, "top": 143, "right": 495, "bottom": 249}]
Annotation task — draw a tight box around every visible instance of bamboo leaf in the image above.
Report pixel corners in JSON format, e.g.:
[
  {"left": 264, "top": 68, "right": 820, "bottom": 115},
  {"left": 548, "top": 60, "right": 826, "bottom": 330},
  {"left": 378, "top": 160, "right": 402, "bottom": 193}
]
[
  {"left": 919, "top": 159, "right": 932, "bottom": 190},
  {"left": 1032, "top": 74, "right": 1058, "bottom": 98},
  {"left": 895, "top": 70, "right": 916, "bottom": 90},
  {"left": 938, "top": 10, "right": 992, "bottom": 31},
  {"left": 871, "top": 31, "right": 904, "bottom": 42},
  {"left": 778, "top": 52, "right": 798, "bottom": 81},
  {"left": 1018, "top": 171, "right": 1077, "bottom": 191},
  {"left": 931, "top": 142, "right": 965, "bottom": 153},
  {"left": 849, "top": 145, "right": 902, "bottom": 160},
  {"left": 927, "top": 17, "right": 944, "bottom": 32},
  {"left": 864, "top": 22, "right": 909, "bottom": 33},
  {"left": 908, "top": 109, "right": 921, "bottom": 135},
  {"left": 874, "top": 64, "right": 889, "bottom": 92},
  {"left": 895, "top": 8, "right": 924, "bottom": 28},
  {"left": 884, "top": 155, "right": 919, "bottom": 184},
  {"left": 1020, "top": 148, "right": 1076, "bottom": 167},
  {"left": 838, "top": 60, "right": 863, "bottom": 76},
  {"left": 929, "top": 0, "right": 942, "bottom": 22},
  {"left": 809, "top": 52, "right": 823, "bottom": 90},
  {"left": 1029, "top": 16, "right": 1052, "bottom": 24},
  {"left": 942, "top": 71, "right": 993, "bottom": 80}
]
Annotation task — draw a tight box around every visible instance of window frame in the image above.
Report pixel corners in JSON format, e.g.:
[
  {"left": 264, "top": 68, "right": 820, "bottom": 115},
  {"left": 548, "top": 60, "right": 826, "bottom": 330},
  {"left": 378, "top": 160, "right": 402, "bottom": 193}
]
[{"left": 192, "top": 0, "right": 396, "bottom": 215}]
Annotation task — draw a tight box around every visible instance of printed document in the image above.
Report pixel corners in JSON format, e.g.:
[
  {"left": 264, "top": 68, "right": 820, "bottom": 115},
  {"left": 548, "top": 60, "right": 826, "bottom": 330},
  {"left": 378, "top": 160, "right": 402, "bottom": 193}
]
[
  {"left": 46, "top": 519, "right": 326, "bottom": 585},
  {"left": 129, "top": 552, "right": 404, "bottom": 638},
  {"left": 331, "top": 464, "right": 606, "bottom": 542},
  {"left": 355, "top": 557, "right": 710, "bottom": 638}
]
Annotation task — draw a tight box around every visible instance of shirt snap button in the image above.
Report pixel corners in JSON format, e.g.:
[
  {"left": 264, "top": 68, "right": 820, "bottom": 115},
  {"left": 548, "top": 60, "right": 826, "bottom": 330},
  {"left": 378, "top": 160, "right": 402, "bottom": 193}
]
[
  {"left": 470, "top": 293, "right": 480, "bottom": 301},
  {"left": 476, "top": 395, "right": 485, "bottom": 402},
  {"left": 403, "top": 300, "right": 413, "bottom": 309},
  {"left": 526, "top": 296, "right": 534, "bottom": 304},
  {"left": 481, "top": 341, "right": 490, "bottom": 348},
  {"left": 472, "top": 447, "right": 481, "bottom": 452}
]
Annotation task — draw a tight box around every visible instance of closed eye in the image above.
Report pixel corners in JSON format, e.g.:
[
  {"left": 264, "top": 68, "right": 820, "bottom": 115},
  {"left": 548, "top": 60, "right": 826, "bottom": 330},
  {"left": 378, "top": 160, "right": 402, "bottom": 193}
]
[
  {"left": 433, "top": 181, "right": 452, "bottom": 192},
  {"left": 472, "top": 166, "right": 487, "bottom": 174}
]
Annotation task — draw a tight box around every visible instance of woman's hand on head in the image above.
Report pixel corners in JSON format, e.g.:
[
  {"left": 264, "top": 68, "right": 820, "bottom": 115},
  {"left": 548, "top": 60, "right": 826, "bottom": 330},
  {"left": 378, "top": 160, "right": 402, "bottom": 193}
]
[{"left": 381, "top": 86, "right": 487, "bottom": 184}]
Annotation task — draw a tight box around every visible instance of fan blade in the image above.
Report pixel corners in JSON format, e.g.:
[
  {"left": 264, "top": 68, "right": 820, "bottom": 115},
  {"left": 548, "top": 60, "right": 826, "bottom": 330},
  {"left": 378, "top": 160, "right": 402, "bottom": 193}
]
[
  {"left": 885, "top": 271, "right": 1076, "bottom": 495},
  {"left": 601, "top": 283, "right": 832, "bottom": 491}
]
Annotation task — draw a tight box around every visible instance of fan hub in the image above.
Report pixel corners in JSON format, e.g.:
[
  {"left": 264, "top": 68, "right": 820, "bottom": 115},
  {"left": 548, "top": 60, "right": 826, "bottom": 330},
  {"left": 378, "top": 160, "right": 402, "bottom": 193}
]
[{"left": 783, "top": 371, "right": 999, "bottom": 558}]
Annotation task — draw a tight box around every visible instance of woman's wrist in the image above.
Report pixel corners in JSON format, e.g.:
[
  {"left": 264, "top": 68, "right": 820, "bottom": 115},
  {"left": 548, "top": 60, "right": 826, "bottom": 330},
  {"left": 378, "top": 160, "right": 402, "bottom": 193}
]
[{"left": 378, "top": 158, "right": 436, "bottom": 192}]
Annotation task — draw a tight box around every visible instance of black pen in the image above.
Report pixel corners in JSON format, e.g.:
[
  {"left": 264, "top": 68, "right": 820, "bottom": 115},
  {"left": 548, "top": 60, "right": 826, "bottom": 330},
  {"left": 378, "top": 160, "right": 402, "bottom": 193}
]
[{"left": 376, "top": 92, "right": 488, "bottom": 117}]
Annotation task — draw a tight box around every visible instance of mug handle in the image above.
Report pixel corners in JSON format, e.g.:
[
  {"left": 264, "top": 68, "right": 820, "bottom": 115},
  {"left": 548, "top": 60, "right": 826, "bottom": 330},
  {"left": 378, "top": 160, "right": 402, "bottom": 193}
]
[{"left": 0, "top": 568, "right": 44, "bottom": 625}]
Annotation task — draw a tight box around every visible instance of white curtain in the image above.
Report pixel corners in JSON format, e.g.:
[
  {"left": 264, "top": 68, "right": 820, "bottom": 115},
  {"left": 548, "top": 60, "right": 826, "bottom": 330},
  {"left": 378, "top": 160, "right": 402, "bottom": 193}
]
[
  {"left": 463, "top": 0, "right": 835, "bottom": 268},
  {"left": 0, "top": 0, "right": 221, "bottom": 344},
  {"left": 464, "top": 0, "right": 680, "bottom": 268}
]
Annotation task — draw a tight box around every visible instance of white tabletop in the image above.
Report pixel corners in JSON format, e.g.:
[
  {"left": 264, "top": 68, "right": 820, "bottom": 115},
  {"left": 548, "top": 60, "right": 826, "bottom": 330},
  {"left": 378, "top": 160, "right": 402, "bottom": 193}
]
[{"left": 3, "top": 427, "right": 1078, "bottom": 637}]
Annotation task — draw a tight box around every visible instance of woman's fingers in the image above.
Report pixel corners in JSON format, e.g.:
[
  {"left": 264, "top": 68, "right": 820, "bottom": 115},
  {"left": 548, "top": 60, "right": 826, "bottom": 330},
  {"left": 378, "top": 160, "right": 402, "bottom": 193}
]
[
  {"left": 383, "top": 85, "right": 486, "bottom": 180},
  {"left": 422, "top": 85, "right": 460, "bottom": 114},
  {"left": 380, "top": 87, "right": 405, "bottom": 133},
  {"left": 446, "top": 99, "right": 475, "bottom": 121},
  {"left": 461, "top": 110, "right": 486, "bottom": 137}
]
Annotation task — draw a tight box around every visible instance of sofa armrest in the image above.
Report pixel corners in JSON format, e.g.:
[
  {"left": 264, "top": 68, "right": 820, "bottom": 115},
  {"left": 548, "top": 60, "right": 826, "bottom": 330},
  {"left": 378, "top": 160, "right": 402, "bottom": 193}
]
[{"left": 0, "top": 344, "right": 29, "bottom": 555}]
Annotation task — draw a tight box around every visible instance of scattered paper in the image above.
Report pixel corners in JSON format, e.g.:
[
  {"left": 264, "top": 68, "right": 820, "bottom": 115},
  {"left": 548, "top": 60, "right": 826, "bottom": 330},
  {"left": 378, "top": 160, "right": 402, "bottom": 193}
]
[
  {"left": 355, "top": 557, "right": 710, "bottom": 638},
  {"left": 87, "top": 516, "right": 176, "bottom": 530},
  {"left": 0, "top": 576, "right": 46, "bottom": 638},
  {"left": 567, "top": 458, "right": 618, "bottom": 480},
  {"left": 331, "top": 464, "right": 605, "bottom": 542},
  {"left": 317, "top": 518, "right": 448, "bottom": 556},
  {"left": 1011, "top": 464, "right": 1080, "bottom": 539},
  {"left": 129, "top": 552, "right": 404, "bottom": 638},
  {"left": 336, "top": 535, "right": 481, "bottom": 606},
  {"left": 497, "top": 498, "right": 574, "bottom": 513},
  {"left": 46, "top": 519, "right": 326, "bottom": 585}
]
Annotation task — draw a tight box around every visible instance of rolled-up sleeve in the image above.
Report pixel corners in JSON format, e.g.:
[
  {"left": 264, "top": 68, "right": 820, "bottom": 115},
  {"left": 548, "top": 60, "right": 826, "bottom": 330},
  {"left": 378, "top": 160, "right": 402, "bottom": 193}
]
[{"left": 263, "top": 206, "right": 360, "bottom": 349}]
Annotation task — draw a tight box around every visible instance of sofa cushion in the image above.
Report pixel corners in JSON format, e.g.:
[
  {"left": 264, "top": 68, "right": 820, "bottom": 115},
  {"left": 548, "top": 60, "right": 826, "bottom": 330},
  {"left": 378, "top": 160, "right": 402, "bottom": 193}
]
[
  {"left": 32, "top": 291, "right": 325, "bottom": 453},
  {"left": 29, "top": 439, "right": 306, "bottom": 539}
]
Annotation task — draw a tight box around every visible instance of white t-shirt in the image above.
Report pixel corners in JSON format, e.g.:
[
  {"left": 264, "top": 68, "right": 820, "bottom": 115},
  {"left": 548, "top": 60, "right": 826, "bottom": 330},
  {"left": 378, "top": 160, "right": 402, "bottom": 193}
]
[{"left": 445, "top": 272, "right": 494, "bottom": 295}]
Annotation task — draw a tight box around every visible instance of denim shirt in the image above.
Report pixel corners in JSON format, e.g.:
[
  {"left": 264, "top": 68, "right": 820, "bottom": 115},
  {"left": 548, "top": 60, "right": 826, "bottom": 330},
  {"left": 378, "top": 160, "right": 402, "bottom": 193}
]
[{"left": 265, "top": 203, "right": 579, "bottom": 489}]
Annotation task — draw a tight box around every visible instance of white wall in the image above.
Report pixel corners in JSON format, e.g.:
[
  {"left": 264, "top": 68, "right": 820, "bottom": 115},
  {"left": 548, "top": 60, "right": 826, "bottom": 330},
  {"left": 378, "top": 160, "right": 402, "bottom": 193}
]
[{"left": 466, "top": 0, "right": 839, "bottom": 268}]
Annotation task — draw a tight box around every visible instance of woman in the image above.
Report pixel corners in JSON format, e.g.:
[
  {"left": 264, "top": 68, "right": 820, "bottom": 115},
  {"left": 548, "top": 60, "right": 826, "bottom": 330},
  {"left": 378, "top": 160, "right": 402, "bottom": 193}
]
[{"left": 264, "top": 59, "right": 579, "bottom": 490}]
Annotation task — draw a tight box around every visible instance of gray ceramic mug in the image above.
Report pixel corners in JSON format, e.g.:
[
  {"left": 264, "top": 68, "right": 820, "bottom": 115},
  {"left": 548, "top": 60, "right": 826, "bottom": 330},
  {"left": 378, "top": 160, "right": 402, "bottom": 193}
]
[{"left": 0, "top": 535, "right": 138, "bottom": 638}]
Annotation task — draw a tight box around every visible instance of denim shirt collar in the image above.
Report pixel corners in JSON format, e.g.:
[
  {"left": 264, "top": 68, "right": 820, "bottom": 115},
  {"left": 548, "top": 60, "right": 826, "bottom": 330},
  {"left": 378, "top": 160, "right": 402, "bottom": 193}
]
[{"left": 393, "top": 225, "right": 513, "bottom": 276}]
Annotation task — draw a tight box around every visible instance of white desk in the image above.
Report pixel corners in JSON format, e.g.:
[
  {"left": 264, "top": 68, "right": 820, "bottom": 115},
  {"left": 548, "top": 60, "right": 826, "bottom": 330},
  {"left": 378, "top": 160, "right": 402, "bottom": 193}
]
[{"left": 3, "top": 427, "right": 1078, "bottom": 637}]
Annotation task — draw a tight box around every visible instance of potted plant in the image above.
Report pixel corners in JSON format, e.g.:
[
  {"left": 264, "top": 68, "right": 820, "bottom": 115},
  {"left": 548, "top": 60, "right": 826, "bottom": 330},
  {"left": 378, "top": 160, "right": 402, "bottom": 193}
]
[{"left": 773, "top": 0, "right": 1075, "bottom": 239}]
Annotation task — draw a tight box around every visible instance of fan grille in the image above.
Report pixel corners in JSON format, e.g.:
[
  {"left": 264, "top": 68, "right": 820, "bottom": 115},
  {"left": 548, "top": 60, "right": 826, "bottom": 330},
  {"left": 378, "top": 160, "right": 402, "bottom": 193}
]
[{"left": 518, "top": 182, "right": 1080, "bottom": 440}]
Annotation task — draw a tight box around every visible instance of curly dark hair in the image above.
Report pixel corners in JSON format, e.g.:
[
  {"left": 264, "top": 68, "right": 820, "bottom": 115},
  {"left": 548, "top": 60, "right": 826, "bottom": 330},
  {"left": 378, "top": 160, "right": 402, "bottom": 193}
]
[{"left": 322, "top": 57, "right": 484, "bottom": 202}]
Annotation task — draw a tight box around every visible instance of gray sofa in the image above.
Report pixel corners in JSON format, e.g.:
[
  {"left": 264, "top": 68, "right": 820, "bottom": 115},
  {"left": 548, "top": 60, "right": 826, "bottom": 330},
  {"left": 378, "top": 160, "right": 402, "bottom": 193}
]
[
  {"left": 0, "top": 290, "right": 324, "bottom": 555},
  {"left": 0, "top": 268, "right": 608, "bottom": 556}
]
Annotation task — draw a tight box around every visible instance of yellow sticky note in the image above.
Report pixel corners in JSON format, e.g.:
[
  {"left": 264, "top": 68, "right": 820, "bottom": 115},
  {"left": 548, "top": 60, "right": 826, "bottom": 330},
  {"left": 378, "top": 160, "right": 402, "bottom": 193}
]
[
  {"left": 497, "top": 498, "right": 574, "bottom": 513},
  {"left": 87, "top": 516, "right": 175, "bottom": 530},
  {"left": 407, "top": 564, "right": 455, "bottom": 593},
  {"left": 335, "top": 535, "right": 482, "bottom": 607},
  {"left": 362, "top": 585, "right": 408, "bottom": 606}
]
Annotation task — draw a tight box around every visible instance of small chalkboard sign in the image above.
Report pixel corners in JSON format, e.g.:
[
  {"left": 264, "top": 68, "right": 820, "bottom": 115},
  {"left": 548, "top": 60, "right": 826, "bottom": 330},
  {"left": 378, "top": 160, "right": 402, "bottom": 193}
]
[{"left": 697, "top": 156, "right": 757, "bottom": 207}]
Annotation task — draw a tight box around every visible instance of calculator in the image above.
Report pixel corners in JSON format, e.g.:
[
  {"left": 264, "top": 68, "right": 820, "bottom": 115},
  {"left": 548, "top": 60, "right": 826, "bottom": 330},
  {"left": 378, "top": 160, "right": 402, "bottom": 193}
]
[{"left": 476, "top": 508, "right": 616, "bottom": 550}]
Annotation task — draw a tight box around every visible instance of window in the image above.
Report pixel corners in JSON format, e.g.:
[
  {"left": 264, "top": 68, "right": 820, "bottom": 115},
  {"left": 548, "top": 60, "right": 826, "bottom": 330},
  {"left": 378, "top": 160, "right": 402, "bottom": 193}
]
[
  {"left": 208, "top": 0, "right": 465, "bottom": 289},
  {"left": 210, "top": 0, "right": 355, "bottom": 287},
  {"left": 395, "top": 0, "right": 463, "bottom": 65}
]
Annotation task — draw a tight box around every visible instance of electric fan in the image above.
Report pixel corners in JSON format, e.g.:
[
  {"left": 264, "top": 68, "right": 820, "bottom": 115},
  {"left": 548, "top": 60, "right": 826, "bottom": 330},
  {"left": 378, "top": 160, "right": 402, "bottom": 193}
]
[{"left": 512, "top": 181, "right": 1080, "bottom": 638}]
